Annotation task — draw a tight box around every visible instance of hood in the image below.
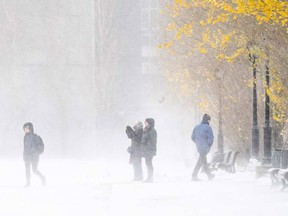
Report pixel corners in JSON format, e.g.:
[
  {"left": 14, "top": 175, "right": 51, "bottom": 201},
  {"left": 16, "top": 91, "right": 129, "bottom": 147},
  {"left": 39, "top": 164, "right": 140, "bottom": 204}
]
[
  {"left": 145, "top": 118, "right": 155, "bottom": 129},
  {"left": 23, "top": 122, "right": 34, "bottom": 134},
  {"left": 201, "top": 114, "right": 211, "bottom": 124}
]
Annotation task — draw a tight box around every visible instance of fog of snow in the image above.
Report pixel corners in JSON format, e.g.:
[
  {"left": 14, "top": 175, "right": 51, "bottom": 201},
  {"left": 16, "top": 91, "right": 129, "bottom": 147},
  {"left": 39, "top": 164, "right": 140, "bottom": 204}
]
[
  {"left": 0, "top": 1, "right": 287, "bottom": 216},
  {"left": 0, "top": 157, "right": 287, "bottom": 216}
]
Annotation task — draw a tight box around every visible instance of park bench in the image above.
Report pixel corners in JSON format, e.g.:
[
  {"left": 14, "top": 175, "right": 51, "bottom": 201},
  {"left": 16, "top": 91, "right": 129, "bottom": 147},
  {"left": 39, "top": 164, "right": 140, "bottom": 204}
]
[
  {"left": 268, "top": 168, "right": 288, "bottom": 191},
  {"left": 209, "top": 151, "right": 232, "bottom": 171},
  {"left": 217, "top": 151, "right": 240, "bottom": 173}
]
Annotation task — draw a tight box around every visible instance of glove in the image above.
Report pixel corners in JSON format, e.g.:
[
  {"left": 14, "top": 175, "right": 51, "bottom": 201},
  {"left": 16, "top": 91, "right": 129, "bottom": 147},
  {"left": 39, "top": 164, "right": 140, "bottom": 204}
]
[{"left": 126, "top": 125, "right": 133, "bottom": 132}]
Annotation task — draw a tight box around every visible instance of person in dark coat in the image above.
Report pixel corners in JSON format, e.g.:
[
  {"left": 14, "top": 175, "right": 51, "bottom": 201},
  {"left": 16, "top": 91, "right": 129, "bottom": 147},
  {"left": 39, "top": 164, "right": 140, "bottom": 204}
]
[
  {"left": 191, "top": 114, "right": 214, "bottom": 181},
  {"left": 141, "top": 118, "right": 157, "bottom": 183},
  {"left": 23, "top": 122, "right": 46, "bottom": 187},
  {"left": 126, "top": 121, "right": 143, "bottom": 181}
]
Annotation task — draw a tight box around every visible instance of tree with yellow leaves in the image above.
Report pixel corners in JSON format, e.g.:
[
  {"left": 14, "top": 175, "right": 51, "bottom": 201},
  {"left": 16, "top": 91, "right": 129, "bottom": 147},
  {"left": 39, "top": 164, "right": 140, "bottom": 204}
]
[{"left": 160, "top": 0, "right": 288, "bottom": 153}]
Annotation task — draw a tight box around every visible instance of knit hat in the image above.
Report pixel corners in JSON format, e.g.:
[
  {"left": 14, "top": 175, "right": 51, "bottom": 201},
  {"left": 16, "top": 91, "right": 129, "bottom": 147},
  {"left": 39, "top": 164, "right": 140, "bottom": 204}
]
[
  {"left": 145, "top": 118, "right": 155, "bottom": 128},
  {"left": 133, "top": 121, "right": 143, "bottom": 130},
  {"left": 23, "top": 122, "right": 34, "bottom": 133},
  {"left": 202, "top": 114, "right": 211, "bottom": 122}
]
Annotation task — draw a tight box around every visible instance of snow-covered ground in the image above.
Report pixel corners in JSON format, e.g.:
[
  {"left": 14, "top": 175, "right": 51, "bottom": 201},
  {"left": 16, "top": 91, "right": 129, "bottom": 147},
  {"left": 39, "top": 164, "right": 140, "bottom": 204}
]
[{"left": 0, "top": 158, "right": 287, "bottom": 216}]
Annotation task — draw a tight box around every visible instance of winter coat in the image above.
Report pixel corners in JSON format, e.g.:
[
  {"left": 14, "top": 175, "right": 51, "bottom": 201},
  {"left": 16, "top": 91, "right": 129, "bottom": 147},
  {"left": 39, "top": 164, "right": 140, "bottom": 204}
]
[
  {"left": 191, "top": 121, "right": 214, "bottom": 155},
  {"left": 126, "top": 122, "right": 143, "bottom": 163},
  {"left": 23, "top": 132, "right": 40, "bottom": 161},
  {"left": 141, "top": 119, "right": 157, "bottom": 158}
]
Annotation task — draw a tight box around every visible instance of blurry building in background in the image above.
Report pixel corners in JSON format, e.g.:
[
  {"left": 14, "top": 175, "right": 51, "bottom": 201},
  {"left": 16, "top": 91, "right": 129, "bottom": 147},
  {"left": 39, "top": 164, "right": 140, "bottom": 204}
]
[
  {"left": 114, "top": 0, "right": 162, "bottom": 118},
  {"left": 141, "top": 0, "right": 160, "bottom": 75},
  {"left": 0, "top": 0, "right": 163, "bottom": 157},
  {"left": 139, "top": 0, "right": 164, "bottom": 114},
  {"left": 0, "top": 1, "right": 95, "bottom": 156}
]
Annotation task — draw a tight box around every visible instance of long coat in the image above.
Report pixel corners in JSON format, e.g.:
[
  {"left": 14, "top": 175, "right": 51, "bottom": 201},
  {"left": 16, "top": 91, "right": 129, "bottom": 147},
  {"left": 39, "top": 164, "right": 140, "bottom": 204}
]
[
  {"left": 141, "top": 122, "right": 157, "bottom": 158},
  {"left": 126, "top": 123, "right": 143, "bottom": 163},
  {"left": 191, "top": 121, "right": 214, "bottom": 155}
]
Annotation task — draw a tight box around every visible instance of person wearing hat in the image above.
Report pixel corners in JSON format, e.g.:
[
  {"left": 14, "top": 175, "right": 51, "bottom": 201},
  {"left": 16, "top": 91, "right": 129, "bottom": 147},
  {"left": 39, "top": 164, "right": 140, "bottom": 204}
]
[
  {"left": 191, "top": 114, "right": 214, "bottom": 181},
  {"left": 126, "top": 121, "right": 144, "bottom": 181},
  {"left": 23, "top": 122, "right": 46, "bottom": 187},
  {"left": 141, "top": 118, "right": 157, "bottom": 183}
]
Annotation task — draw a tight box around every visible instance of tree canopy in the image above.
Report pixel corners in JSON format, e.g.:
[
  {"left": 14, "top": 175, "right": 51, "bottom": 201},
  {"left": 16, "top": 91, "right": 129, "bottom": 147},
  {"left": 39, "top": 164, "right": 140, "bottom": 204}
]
[{"left": 160, "top": 0, "right": 288, "bottom": 152}]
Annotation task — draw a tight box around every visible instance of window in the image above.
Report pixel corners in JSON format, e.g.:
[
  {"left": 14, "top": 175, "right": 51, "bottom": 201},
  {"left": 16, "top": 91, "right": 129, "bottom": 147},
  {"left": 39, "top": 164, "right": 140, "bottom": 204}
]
[
  {"left": 141, "top": 0, "right": 160, "bottom": 31},
  {"left": 141, "top": 0, "right": 160, "bottom": 74},
  {"left": 141, "top": 34, "right": 159, "bottom": 57},
  {"left": 150, "top": 0, "right": 159, "bottom": 8},
  {"left": 150, "top": 9, "right": 159, "bottom": 30},
  {"left": 141, "top": 10, "right": 150, "bottom": 30},
  {"left": 141, "top": 62, "right": 158, "bottom": 74},
  {"left": 141, "top": 46, "right": 158, "bottom": 58}
]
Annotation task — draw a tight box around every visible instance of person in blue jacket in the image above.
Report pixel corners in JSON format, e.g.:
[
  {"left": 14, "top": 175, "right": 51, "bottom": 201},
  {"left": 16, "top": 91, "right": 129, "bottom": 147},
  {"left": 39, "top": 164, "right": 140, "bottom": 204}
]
[{"left": 191, "top": 114, "right": 214, "bottom": 181}]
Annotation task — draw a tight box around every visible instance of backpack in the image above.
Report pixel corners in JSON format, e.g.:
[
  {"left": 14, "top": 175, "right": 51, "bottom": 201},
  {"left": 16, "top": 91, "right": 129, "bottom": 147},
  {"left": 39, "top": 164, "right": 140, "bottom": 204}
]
[{"left": 34, "top": 134, "right": 44, "bottom": 154}]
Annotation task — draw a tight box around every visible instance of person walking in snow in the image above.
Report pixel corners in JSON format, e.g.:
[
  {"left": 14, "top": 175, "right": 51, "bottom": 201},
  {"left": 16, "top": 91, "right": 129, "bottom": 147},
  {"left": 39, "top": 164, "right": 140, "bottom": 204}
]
[
  {"left": 191, "top": 114, "right": 214, "bottom": 181},
  {"left": 126, "top": 121, "right": 144, "bottom": 181},
  {"left": 141, "top": 118, "right": 157, "bottom": 183},
  {"left": 23, "top": 122, "right": 46, "bottom": 187}
]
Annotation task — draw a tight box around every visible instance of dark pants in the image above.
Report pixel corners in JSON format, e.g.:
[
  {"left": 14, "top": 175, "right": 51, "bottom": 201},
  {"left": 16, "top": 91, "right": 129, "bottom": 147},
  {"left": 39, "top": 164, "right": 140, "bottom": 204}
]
[
  {"left": 25, "top": 155, "right": 45, "bottom": 185},
  {"left": 132, "top": 156, "right": 143, "bottom": 181},
  {"left": 144, "top": 156, "right": 154, "bottom": 181},
  {"left": 192, "top": 154, "right": 212, "bottom": 178}
]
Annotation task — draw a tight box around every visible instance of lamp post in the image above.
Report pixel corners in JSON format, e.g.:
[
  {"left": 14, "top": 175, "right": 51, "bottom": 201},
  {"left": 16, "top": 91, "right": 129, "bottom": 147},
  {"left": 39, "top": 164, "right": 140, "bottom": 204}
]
[
  {"left": 217, "top": 69, "right": 224, "bottom": 154},
  {"left": 251, "top": 54, "right": 260, "bottom": 159},
  {"left": 194, "top": 81, "right": 200, "bottom": 126},
  {"left": 263, "top": 60, "right": 272, "bottom": 164}
]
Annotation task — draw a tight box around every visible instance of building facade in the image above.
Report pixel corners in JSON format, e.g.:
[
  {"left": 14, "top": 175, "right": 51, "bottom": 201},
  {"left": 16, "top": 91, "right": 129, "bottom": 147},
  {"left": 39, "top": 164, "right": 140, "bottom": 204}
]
[{"left": 0, "top": 0, "right": 162, "bottom": 156}]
